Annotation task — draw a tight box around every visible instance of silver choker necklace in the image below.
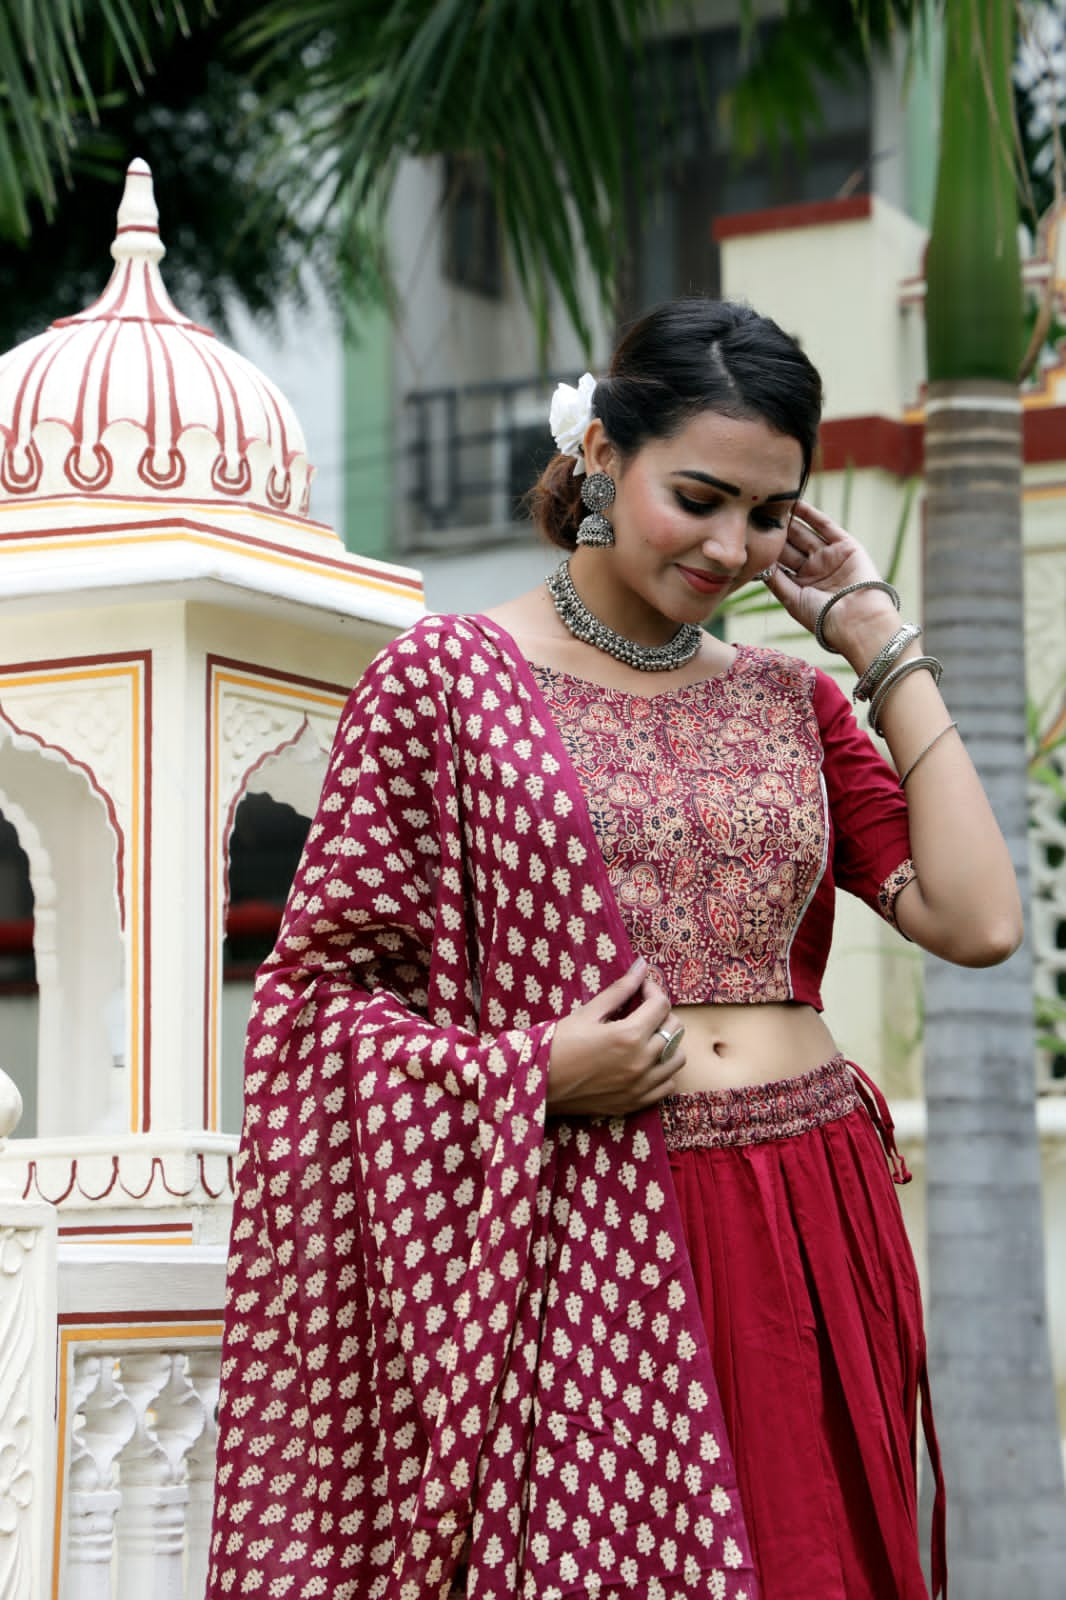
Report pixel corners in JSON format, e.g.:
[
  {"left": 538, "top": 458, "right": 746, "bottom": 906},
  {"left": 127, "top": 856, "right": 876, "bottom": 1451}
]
[{"left": 545, "top": 558, "right": 704, "bottom": 672}]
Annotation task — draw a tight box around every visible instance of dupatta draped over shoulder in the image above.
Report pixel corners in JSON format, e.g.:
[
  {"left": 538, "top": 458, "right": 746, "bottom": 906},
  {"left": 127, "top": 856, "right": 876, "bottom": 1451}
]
[{"left": 208, "top": 615, "right": 757, "bottom": 1600}]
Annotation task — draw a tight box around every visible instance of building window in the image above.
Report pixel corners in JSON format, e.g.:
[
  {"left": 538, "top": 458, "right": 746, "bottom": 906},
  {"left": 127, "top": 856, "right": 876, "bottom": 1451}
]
[
  {"left": 443, "top": 157, "right": 503, "bottom": 298},
  {"left": 622, "top": 23, "right": 872, "bottom": 314},
  {"left": 401, "top": 374, "right": 564, "bottom": 548}
]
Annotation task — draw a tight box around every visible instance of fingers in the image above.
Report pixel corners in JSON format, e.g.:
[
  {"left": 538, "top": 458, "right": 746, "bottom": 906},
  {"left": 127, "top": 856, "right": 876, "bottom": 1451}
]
[
  {"left": 554, "top": 964, "right": 688, "bottom": 1117},
  {"left": 792, "top": 500, "right": 838, "bottom": 538},
  {"left": 783, "top": 506, "right": 833, "bottom": 566},
  {"left": 629, "top": 974, "right": 671, "bottom": 1026},
  {"left": 645, "top": 1037, "right": 687, "bottom": 1091},
  {"left": 590, "top": 956, "right": 649, "bottom": 1020}
]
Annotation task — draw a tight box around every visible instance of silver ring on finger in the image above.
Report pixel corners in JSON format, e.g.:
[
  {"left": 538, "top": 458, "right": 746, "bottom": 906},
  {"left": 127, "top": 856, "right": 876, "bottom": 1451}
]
[{"left": 655, "top": 1024, "right": 685, "bottom": 1064}]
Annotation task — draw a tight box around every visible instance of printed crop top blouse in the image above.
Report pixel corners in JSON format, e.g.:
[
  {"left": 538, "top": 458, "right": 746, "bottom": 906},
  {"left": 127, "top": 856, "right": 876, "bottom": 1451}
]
[{"left": 531, "top": 644, "right": 916, "bottom": 1011}]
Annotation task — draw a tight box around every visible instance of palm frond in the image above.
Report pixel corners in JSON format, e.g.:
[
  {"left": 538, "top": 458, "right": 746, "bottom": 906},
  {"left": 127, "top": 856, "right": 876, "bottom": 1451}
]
[
  {"left": 238, "top": 0, "right": 670, "bottom": 352},
  {"left": 731, "top": 0, "right": 939, "bottom": 161},
  {"left": 0, "top": 0, "right": 204, "bottom": 239}
]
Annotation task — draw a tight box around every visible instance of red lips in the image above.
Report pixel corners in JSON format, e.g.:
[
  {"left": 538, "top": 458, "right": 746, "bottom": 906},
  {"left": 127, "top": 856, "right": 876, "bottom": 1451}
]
[{"left": 676, "top": 564, "right": 731, "bottom": 595}]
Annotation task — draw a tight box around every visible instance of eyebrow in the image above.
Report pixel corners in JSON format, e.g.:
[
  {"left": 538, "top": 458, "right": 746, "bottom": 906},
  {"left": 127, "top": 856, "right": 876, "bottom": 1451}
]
[{"left": 674, "top": 469, "right": 801, "bottom": 502}]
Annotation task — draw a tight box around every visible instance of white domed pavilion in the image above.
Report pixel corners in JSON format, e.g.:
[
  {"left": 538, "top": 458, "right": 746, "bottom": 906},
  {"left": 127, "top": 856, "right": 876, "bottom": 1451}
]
[{"left": 0, "top": 159, "right": 423, "bottom": 1600}]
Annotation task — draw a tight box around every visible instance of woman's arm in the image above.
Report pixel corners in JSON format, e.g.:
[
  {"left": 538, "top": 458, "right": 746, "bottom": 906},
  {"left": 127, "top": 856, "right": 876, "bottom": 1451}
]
[
  {"left": 768, "top": 501, "right": 1023, "bottom": 967},
  {"left": 837, "top": 613, "right": 1021, "bottom": 964}
]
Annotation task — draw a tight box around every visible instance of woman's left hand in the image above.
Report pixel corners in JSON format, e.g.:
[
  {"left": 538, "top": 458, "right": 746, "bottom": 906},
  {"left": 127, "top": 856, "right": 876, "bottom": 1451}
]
[{"left": 762, "top": 500, "right": 895, "bottom": 654}]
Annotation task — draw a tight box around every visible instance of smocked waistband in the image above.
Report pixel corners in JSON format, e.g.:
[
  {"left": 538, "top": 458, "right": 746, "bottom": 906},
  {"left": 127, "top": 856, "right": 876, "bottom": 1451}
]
[{"left": 659, "top": 1054, "right": 863, "bottom": 1152}]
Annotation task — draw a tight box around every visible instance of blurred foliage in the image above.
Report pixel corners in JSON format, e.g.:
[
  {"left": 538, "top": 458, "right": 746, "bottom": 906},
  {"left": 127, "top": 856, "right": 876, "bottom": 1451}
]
[
  {"left": 0, "top": 0, "right": 196, "bottom": 237},
  {"left": 0, "top": 0, "right": 323, "bottom": 349},
  {"left": 234, "top": 0, "right": 674, "bottom": 351},
  {"left": 1, "top": 0, "right": 1062, "bottom": 356},
  {"left": 0, "top": 0, "right": 931, "bottom": 355},
  {"left": 729, "top": 0, "right": 932, "bottom": 159}
]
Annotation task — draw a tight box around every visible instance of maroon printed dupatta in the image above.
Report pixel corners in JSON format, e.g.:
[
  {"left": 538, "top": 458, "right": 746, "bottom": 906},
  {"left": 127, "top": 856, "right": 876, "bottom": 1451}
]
[{"left": 208, "top": 614, "right": 757, "bottom": 1600}]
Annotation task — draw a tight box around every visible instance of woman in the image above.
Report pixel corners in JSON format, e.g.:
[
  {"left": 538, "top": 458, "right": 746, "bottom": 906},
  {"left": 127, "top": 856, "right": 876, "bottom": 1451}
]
[{"left": 207, "top": 301, "right": 1021, "bottom": 1600}]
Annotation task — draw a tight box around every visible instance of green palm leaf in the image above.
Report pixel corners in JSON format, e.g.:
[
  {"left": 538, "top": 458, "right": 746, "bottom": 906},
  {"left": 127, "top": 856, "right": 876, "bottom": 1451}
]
[
  {"left": 0, "top": 0, "right": 198, "bottom": 238},
  {"left": 239, "top": 0, "right": 668, "bottom": 350}
]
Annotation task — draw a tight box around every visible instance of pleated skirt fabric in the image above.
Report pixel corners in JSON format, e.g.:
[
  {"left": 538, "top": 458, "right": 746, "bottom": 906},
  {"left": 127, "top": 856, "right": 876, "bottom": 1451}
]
[{"left": 661, "top": 1056, "right": 938, "bottom": 1600}]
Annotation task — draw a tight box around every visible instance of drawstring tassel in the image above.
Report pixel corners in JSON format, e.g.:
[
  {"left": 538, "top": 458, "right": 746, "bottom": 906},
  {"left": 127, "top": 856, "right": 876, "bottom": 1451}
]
[{"left": 847, "top": 1060, "right": 913, "bottom": 1185}]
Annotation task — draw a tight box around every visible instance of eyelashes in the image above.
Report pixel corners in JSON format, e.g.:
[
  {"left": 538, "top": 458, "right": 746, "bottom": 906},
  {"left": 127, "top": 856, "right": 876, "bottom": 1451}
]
[{"left": 675, "top": 492, "right": 783, "bottom": 532}]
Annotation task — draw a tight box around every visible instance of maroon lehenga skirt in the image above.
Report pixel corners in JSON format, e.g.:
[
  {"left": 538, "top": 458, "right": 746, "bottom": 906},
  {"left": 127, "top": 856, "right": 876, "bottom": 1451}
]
[{"left": 661, "top": 1055, "right": 945, "bottom": 1600}]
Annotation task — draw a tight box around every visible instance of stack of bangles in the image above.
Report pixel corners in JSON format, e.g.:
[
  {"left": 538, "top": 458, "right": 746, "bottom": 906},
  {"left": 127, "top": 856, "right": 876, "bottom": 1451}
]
[{"left": 814, "top": 579, "right": 960, "bottom": 787}]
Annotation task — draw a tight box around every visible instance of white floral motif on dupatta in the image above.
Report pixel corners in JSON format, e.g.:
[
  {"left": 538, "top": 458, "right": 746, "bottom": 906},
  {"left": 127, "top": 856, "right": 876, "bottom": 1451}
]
[{"left": 207, "top": 616, "right": 757, "bottom": 1600}]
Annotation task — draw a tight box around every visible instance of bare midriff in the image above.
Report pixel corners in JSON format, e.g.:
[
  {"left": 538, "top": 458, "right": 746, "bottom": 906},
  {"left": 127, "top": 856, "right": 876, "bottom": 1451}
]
[{"left": 669, "top": 1001, "right": 840, "bottom": 1093}]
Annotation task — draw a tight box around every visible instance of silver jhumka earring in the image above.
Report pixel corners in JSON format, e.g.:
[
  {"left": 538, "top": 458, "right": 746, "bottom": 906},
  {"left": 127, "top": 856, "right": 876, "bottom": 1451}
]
[{"left": 576, "top": 471, "right": 616, "bottom": 546}]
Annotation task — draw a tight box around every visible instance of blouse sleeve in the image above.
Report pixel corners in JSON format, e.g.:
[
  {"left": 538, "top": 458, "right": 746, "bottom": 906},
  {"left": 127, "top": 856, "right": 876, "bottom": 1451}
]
[{"left": 813, "top": 668, "right": 917, "bottom": 928}]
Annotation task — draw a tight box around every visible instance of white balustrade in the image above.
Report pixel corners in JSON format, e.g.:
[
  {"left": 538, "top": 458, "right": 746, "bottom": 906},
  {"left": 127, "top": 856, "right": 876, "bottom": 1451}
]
[
  {"left": 66, "top": 1356, "right": 136, "bottom": 1600},
  {"left": 183, "top": 1352, "right": 221, "bottom": 1600},
  {"left": 0, "top": 1064, "right": 58, "bottom": 1600},
  {"left": 61, "top": 1344, "right": 220, "bottom": 1600}
]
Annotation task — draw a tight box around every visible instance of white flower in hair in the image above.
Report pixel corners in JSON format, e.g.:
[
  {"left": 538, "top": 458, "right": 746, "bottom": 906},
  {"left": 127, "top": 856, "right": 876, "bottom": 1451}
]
[{"left": 549, "top": 371, "right": 597, "bottom": 475}]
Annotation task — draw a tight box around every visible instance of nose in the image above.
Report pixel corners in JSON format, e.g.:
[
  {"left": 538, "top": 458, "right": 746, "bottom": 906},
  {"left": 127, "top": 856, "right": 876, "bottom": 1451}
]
[{"left": 701, "top": 508, "right": 749, "bottom": 572}]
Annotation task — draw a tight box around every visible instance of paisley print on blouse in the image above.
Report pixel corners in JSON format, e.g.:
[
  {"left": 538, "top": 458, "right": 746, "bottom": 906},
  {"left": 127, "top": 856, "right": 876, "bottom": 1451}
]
[{"left": 533, "top": 646, "right": 909, "bottom": 1006}]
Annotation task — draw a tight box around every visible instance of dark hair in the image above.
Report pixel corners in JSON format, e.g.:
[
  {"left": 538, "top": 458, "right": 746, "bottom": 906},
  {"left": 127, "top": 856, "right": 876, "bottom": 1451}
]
[{"left": 530, "top": 298, "right": 824, "bottom": 550}]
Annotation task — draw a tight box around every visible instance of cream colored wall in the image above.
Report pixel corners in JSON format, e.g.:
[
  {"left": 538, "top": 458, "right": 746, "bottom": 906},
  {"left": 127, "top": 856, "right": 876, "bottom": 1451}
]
[{"left": 720, "top": 198, "right": 927, "bottom": 419}]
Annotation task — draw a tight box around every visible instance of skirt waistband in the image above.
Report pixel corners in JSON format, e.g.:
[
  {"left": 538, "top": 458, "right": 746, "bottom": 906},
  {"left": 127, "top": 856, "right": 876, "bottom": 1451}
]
[{"left": 659, "top": 1054, "right": 862, "bottom": 1152}]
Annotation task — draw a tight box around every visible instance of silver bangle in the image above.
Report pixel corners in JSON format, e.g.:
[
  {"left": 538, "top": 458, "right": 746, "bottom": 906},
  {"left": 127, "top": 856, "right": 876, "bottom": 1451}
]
[
  {"left": 853, "top": 623, "right": 923, "bottom": 703},
  {"left": 898, "top": 721, "right": 959, "bottom": 787},
  {"left": 814, "top": 579, "right": 901, "bottom": 653},
  {"left": 868, "top": 654, "right": 944, "bottom": 736}
]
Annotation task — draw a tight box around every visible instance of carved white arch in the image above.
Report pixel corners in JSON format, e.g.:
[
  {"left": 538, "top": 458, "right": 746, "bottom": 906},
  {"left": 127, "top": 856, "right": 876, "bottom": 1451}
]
[
  {"left": 0, "top": 738, "right": 125, "bottom": 1138},
  {"left": 0, "top": 705, "right": 125, "bottom": 929},
  {"left": 205, "top": 664, "right": 345, "bottom": 1130},
  {"left": 221, "top": 718, "right": 329, "bottom": 919}
]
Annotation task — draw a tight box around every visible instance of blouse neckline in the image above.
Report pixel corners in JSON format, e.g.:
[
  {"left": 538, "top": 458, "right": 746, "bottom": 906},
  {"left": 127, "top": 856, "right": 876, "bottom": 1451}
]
[{"left": 470, "top": 612, "right": 750, "bottom": 704}]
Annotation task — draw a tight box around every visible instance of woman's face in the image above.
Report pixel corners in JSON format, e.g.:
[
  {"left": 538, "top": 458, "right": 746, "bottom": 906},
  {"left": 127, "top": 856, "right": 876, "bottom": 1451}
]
[{"left": 580, "top": 409, "right": 804, "bottom": 634}]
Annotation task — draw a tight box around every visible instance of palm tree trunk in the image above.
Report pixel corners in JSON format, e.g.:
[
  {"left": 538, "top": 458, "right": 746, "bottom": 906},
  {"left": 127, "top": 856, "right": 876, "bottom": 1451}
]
[
  {"left": 920, "top": 1, "right": 1066, "bottom": 1590},
  {"left": 922, "top": 383, "right": 1066, "bottom": 1596}
]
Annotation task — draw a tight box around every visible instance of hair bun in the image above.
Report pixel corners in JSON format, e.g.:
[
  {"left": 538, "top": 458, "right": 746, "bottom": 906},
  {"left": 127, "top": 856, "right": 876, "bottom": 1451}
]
[{"left": 527, "top": 452, "right": 584, "bottom": 551}]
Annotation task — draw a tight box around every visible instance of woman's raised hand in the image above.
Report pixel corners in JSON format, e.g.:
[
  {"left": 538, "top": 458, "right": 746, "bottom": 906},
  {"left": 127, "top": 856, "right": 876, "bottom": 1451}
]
[
  {"left": 545, "top": 958, "right": 686, "bottom": 1117},
  {"left": 764, "top": 500, "right": 898, "bottom": 662}
]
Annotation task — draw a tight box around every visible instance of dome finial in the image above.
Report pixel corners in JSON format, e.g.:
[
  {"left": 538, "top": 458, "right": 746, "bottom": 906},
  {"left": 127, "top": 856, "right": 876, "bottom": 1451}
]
[
  {"left": 112, "top": 156, "right": 165, "bottom": 266},
  {"left": 0, "top": 154, "right": 313, "bottom": 516}
]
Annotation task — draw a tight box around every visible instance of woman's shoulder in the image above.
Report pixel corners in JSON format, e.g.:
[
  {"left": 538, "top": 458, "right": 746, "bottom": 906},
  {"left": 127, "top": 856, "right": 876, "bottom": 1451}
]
[
  {"left": 732, "top": 640, "right": 820, "bottom": 700},
  {"left": 354, "top": 612, "right": 526, "bottom": 711},
  {"left": 368, "top": 610, "right": 508, "bottom": 671}
]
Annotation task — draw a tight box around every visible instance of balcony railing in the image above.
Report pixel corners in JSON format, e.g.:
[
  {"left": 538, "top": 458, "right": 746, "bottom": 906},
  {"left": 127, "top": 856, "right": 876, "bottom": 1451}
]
[{"left": 400, "top": 373, "right": 577, "bottom": 552}]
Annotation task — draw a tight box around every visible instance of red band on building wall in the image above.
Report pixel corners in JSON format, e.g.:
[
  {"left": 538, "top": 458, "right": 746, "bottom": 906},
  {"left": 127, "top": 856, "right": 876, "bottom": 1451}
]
[{"left": 714, "top": 194, "right": 873, "bottom": 243}]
